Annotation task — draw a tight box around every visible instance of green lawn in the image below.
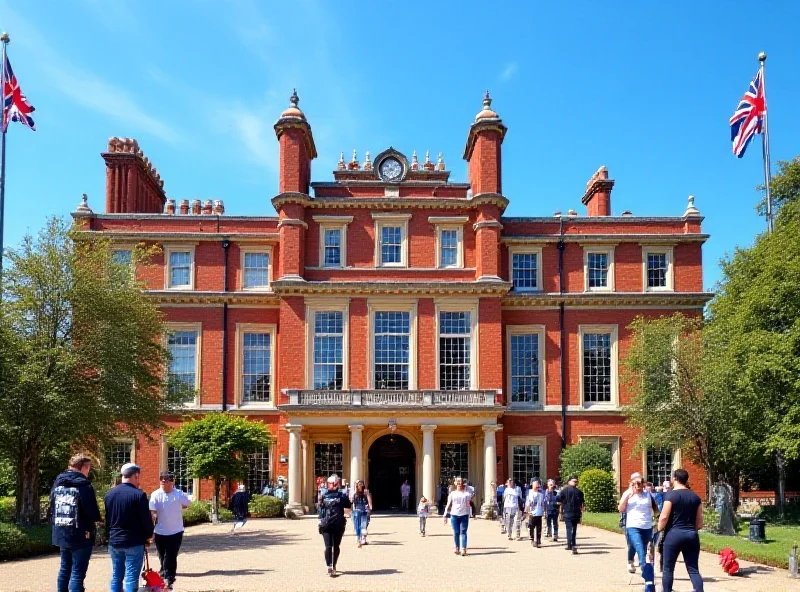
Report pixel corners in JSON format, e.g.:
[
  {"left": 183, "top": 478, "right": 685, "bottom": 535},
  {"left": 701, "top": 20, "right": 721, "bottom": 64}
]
[{"left": 582, "top": 512, "right": 800, "bottom": 570}]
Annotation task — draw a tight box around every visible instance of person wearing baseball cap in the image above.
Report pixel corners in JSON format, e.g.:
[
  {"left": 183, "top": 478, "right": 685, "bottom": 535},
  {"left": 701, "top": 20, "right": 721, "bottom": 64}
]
[
  {"left": 104, "top": 463, "right": 154, "bottom": 592},
  {"left": 556, "top": 475, "right": 584, "bottom": 554},
  {"left": 318, "top": 474, "right": 352, "bottom": 576},
  {"left": 149, "top": 471, "right": 191, "bottom": 588}
]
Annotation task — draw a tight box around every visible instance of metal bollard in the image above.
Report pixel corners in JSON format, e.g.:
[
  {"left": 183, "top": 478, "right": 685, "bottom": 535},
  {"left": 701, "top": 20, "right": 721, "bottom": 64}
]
[{"left": 790, "top": 543, "right": 799, "bottom": 579}]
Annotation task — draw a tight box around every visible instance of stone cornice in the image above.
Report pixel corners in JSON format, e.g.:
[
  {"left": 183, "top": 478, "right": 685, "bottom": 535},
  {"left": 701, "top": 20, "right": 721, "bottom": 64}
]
[
  {"left": 75, "top": 214, "right": 280, "bottom": 222},
  {"left": 501, "top": 233, "right": 709, "bottom": 245},
  {"left": 277, "top": 406, "right": 505, "bottom": 417},
  {"left": 474, "top": 220, "right": 504, "bottom": 231},
  {"left": 73, "top": 231, "right": 280, "bottom": 243},
  {"left": 271, "top": 192, "right": 509, "bottom": 212},
  {"left": 277, "top": 218, "right": 308, "bottom": 229},
  {"left": 272, "top": 279, "right": 512, "bottom": 296},
  {"left": 502, "top": 291, "right": 714, "bottom": 308},
  {"left": 146, "top": 290, "right": 280, "bottom": 306}
]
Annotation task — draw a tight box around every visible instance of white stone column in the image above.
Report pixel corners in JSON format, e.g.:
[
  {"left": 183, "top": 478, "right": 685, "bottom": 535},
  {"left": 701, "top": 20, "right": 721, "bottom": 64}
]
[
  {"left": 301, "top": 438, "right": 309, "bottom": 510},
  {"left": 481, "top": 424, "right": 502, "bottom": 518},
  {"left": 421, "top": 424, "right": 437, "bottom": 503},
  {"left": 286, "top": 424, "right": 304, "bottom": 516},
  {"left": 348, "top": 425, "right": 364, "bottom": 485}
]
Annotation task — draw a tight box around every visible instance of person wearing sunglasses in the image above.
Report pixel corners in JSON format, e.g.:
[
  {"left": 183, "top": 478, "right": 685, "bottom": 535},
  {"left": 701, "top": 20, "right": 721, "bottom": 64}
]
[
  {"left": 619, "top": 477, "right": 659, "bottom": 592},
  {"left": 149, "top": 471, "right": 191, "bottom": 590}
]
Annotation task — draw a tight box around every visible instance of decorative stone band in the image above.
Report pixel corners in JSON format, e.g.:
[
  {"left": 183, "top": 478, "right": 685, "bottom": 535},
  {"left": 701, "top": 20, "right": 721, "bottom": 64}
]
[
  {"left": 502, "top": 291, "right": 714, "bottom": 308},
  {"left": 144, "top": 290, "right": 280, "bottom": 306},
  {"left": 473, "top": 220, "right": 504, "bottom": 231},
  {"left": 72, "top": 231, "right": 280, "bottom": 243},
  {"left": 271, "top": 192, "right": 509, "bottom": 212},
  {"left": 501, "top": 233, "right": 709, "bottom": 245},
  {"left": 270, "top": 279, "right": 512, "bottom": 297}
]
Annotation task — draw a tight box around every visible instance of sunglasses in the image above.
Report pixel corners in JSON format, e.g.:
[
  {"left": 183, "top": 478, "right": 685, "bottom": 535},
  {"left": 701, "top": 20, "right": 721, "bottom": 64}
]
[{"left": 632, "top": 481, "right": 643, "bottom": 486}]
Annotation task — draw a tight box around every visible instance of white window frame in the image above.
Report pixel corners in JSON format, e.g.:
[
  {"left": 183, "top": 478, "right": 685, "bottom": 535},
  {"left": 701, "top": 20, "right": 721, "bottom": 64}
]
[
  {"left": 505, "top": 325, "right": 546, "bottom": 408},
  {"left": 102, "top": 438, "right": 136, "bottom": 474},
  {"left": 507, "top": 436, "right": 548, "bottom": 486},
  {"left": 314, "top": 215, "right": 353, "bottom": 269},
  {"left": 159, "top": 434, "right": 198, "bottom": 500},
  {"left": 244, "top": 444, "right": 274, "bottom": 493},
  {"left": 234, "top": 323, "right": 277, "bottom": 409},
  {"left": 239, "top": 246, "right": 273, "bottom": 291},
  {"left": 372, "top": 213, "right": 411, "bottom": 268},
  {"left": 641, "top": 246, "right": 674, "bottom": 292},
  {"left": 508, "top": 246, "right": 544, "bottom": 292},
  {"left": 578, "top": 435, "right": 621, "bottom": 493},
  {"left": 578, "top": 324, "right": 619, "bottom": 409},
  {"left": 434, "top": 300, "right": 479, "bottom": 390},
  {"left": 583, "top": 246, "right": 615, "bottom": 292},
  {"left": 305, "top": 299, "right": 350, "bottom": 391},
  {"left": 642, "top": 446, "right": 682, "bottom": 485},
  {"left": 367, "top": 299, "right": 418, "bottom": 390},
  {"left": 430, "top": 216, "right": 468, "bottom": 269},
  {"left": 164, "top": 244, "right": 197, "bottom": 290},
  {"left": 165, "top": 322, "right": 202, "bottom": 408}
]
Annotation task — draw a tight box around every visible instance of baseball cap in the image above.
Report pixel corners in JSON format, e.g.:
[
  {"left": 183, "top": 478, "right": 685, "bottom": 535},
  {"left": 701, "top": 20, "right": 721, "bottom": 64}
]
[
  {"left": 120, "top": 463, "right": 140, "bottom": 475},
  {"left": 327, "top": 474, "right": 340, "bottom": 483}
]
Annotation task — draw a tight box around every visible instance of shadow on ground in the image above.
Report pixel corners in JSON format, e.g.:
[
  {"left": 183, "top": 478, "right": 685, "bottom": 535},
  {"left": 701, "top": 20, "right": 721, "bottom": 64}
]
[
  {"left": 178, "top": 568, "right": 272, "bottom": 577},
  {"left": 181, "top": 530, "right": 304, "bottom": 553}
]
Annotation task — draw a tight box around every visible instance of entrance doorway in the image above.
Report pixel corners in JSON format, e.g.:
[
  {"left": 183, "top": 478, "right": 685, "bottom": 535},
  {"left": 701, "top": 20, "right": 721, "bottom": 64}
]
[{"left": 367, "top": 434, "right": 416, "bottom": 512}]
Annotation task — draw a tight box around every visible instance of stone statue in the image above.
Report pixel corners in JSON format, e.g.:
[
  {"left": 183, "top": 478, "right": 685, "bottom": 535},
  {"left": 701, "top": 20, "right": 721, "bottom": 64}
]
[{"left": 712, "top": 482, "right": 736, "bottom": 535}]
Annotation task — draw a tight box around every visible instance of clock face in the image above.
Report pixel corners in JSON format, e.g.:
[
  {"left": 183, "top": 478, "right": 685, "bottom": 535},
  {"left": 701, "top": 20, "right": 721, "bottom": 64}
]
[{"left": 379, "top": 158, "right": 403, "bottom": 182}]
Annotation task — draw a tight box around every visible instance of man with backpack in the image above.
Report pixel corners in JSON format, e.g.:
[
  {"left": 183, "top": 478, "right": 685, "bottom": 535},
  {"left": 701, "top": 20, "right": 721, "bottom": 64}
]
[{"left": 50, "top": 453, "right": 102, "bottom": 592}]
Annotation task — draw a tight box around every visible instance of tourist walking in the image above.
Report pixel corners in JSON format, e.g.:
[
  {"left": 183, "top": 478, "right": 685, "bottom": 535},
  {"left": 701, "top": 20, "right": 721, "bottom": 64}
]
[
  {"left": 349, "top": 479, "right": 372, "bottom": 547},
  {"left": 318, "top": 474, "right": 352, "bottom": 577},
  {"left": 525, "top": 480, "right": 545, "bottom": 547},
  {"left": 619, "top": 475, "right": 659, "bottom": 592},
  {"left": 149, "top": 471, "right": 191, "bottom": 589},
  {"left": 49, "top": 454, "right": 102, "bottom": 592},
  {"left": 401, "top": 479, "right": 411, "bottom": 512},
  {"left": 502, "top": 478, "right": 522, "bottom": 540},
  {"left": 229, "top": 484, "right": 250, "bottom": 533},
  {"left": 104, "top": 463, "right": 154, "bottom": 592},
  {"left": 657, "top": 469, "right": 704, "bottom": 592},
  {"left": 557, "top": 475, "right": 584, "bottom": 554},
  {"left": 443, "top": 477, "right": 473, "bottom": 556},
  {"left": 417, "top": 496, "right": 430, "bottom": 536},
  {"left": 496, "top": 480, "right": 506, "bottom": 531},
  {"left": 544, "top": 479, "right": 560, "bottom": 541}
]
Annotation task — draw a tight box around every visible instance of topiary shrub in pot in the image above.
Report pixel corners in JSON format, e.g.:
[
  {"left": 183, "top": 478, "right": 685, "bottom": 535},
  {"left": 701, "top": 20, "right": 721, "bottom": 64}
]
[{"left": 579, "top": 469, "right": 617, "bottom": 513}]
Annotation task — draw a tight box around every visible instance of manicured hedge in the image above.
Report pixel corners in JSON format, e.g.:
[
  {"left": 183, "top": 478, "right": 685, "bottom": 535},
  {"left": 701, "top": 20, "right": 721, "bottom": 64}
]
[
  {"left": 0, "top": 523, "right": 53, "bottom": 561},
  {"left": 248, "top": 495, "right": 284, "bottom": 518},
  {"left": 579, "top": 469, "right": 617, "bottom": 512}
]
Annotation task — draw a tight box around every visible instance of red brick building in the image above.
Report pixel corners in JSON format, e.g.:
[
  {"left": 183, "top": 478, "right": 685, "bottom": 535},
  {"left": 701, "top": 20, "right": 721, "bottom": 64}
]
[{"left": 73, "top": 91, "right": 710, "bottom": 513}]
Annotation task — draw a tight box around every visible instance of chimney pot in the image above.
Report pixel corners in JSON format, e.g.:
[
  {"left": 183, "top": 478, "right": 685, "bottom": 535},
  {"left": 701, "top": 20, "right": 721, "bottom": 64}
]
[
  {"left": 621, "top": 210, "right": 632, "bottom": 217},
  {"left": 568, "top": 209, "right": 577, "bottom": 217},
  {"left": 179, "top": 199, "right": 190, "bottom": 215},
  {"left": 165, "top": 199, "right": 176, "bottom": 215},
  {"left": 202, "top": 199, "right": 213, "bottom": 215},
  {"left": 213, "top": 199, "right": 225, "bottom": 215},
  {"left": 191, "top": 199, "right": 201, "bottom": 215},
  {"left": 553, "top": 211, "right": 562, "bottom": 217}
]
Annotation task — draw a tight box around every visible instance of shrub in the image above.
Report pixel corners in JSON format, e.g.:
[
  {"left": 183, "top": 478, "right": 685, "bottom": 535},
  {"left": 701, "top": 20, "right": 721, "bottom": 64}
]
[
  {"left": 182, "top": 501, "right": 210, "bottom": 526},
  {"left": 580, "top": 469, "right": 616, "bottom": 512},
  {"left": 559, "top": 442, "right": 613, "bottom": 483},
  {"left": 757, "top": 499, "right": 800, "bottom": 524},
  {"left": 248, "top": 495, "right": 284, "bottom": 518},
  {"left": 0, "top": 498, "right": 15, "bottom": 523},
  {"left": 0, "top": 522, "right": 53, "bottom": 560}
]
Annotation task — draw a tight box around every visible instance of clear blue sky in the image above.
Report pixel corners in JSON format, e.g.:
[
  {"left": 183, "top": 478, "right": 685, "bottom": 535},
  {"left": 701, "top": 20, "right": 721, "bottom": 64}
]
[{"left": 1, "top": 0, "right": 797, "bottom": 290}]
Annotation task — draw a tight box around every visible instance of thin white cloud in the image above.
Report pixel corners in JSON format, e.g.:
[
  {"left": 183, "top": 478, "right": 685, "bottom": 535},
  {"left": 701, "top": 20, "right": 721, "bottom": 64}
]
[{"left": 499, "top": 62, "right": 519, "bottom": 82}]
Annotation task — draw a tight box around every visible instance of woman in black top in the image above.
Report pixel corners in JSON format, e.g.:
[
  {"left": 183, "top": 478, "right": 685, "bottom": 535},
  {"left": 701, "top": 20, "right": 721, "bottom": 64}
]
[
  {"left": 318, "top": 474, "right": 352, "bottom": 577},
  {"left": 656, "top": 469, "right": 704, "bottom": 592}
]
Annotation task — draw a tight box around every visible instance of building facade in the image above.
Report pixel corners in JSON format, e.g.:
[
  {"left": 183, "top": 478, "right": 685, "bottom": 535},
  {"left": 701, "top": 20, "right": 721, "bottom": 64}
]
[{"left": 73, "top": 91, "right": 710, "bottom": 513}]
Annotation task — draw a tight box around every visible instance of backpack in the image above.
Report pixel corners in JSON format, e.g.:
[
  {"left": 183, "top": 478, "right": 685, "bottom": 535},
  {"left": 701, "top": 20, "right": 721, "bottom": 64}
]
[{"left": 52, "top": 485, "right": 81, "bottom": 529}]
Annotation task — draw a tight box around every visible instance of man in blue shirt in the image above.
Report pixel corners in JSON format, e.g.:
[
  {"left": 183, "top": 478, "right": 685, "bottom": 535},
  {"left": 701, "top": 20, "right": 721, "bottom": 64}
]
[{"left": 104, "top": 463, "right": 154, "bottom": 592}]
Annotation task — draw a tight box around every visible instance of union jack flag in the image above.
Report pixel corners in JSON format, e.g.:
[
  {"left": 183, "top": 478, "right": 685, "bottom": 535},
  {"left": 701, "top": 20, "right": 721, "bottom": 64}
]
[
  {"left": 2, "top": 53, "right": 36, "bottom": 132},
  {"left": 729, "top": 68, "right": 765, "bottom": 158}
]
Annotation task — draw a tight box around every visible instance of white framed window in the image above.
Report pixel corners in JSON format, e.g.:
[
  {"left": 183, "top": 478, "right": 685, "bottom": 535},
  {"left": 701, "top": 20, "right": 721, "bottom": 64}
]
[
  {"left": 578, "top": 324, "right": 619, "bottom": 408},
  {"left": 306, "top": 300, "right": 349, "bottom": 391},
  {"left": 436, "top": 301, "right": 478, "bottom": 390},
  {"left": 583, "top": 246, "right": 615, "bottom": 291},
  {"left": 166, "top": 323, "right": 201, "bottom": 406},
  {"left": 507, "top": 436, "right": 548, "bottom": 486},
  {"left": 508, "top": 246, "right": 543, "bottom": 291},
  {"left": 440, "top": 442, "right": 470, "bottom": 482},
  {"left": 368, "top": 299, "right": 417, "bottom": 390},
  {"left": 645, "top": 447, "right": 676, "bottom": 486},
  {"left": 240, "top": 247, "right": 272, "bottom": 290},
  {"left": 166, "top": 445, "right": 194, "bottom": 496},
  {"left": 314, "top": 442, "right": 344, "bottom": 480},
  {"left": 314, "top": 216, "right": 352, "bottom": 268},
  {"left": 642, "top": 246, "right": 674, "bottom": 291},
  {"left": 506, "top": 325, "right": 545, "bottom": 406},
  {"left": 103, "top": 440, "right": 135, "bottom": 480},
  {"left": 245, "top": 445, "right": 273, "bottom": 493},
  {"left": 235, "top": 323, "right": 276, "bottom": 407},
  {"left": 164, "top": 245, "right": 196, "bottom": 290},
  {"left": 429, "top": 217, "right": 468, "bottom": 269},
  {"left": 372, "top": 213, "right": 411, "bottom": 267}
]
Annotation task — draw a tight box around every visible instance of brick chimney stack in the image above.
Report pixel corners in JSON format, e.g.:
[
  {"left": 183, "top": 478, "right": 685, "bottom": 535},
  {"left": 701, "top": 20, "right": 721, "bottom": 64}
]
[
  {"left": 581, "top": 166, "right": 615, "bottom": 216},
  {"left": 274, "top": 89, "right": 317, "bottom": 195},
  {"left": 463, "top": 91, "right": 507, "bottom": 196},
  {"left": 102, "top": 137, "right": 167, "bottom": 213}
]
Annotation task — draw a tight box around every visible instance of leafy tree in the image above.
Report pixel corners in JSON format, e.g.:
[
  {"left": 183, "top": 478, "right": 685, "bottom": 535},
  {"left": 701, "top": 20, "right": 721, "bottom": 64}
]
[
  {"left": 758, "top": 156, "right": 800, "bottom": 215},
  {"left": 0, "top": 218, "right": 180, "bottom": 525},
  {"left": 169, "top": 414, "right": 273, "bottom": 522},
  {"left": 559, "top": 441, "right": 613, "bottom": 482}
]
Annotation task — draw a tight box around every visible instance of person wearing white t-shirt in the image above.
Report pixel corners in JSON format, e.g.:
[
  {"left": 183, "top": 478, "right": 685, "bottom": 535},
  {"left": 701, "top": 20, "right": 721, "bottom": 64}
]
[
  {"left": 443, "top": 477, "right": 473, "bottom": 556},
  {"left": 502, "top": 478, "right": 522, "bottom": 540},
  {"left": 619, "top": 477, "right": 658, "bottom": 586},
  {"left": 149, "top": 471, "right": 191, "bottom": 589}
]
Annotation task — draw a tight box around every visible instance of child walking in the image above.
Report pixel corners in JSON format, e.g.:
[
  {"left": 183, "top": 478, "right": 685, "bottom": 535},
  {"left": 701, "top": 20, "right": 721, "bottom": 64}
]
[{"left": 417, "top": 496, "right": 430, "bottom": 536}]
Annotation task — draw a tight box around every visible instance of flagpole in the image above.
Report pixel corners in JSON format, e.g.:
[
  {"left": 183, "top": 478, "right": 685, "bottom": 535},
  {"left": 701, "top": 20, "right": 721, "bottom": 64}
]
[
  {"left": 0, "top": 31, "right": 8, "bottom": 280},
  {"left": 759, "top": 51, "right": 774, "bottom": 234}
]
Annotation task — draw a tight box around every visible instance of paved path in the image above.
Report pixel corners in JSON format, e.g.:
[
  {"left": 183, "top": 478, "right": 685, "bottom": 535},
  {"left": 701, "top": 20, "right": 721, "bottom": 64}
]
[{"left": 3, "top": 515, "right": 800, "bottom": 592}]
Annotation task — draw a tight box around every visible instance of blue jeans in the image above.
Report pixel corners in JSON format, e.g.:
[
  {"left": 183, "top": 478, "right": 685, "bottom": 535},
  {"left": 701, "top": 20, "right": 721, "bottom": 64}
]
[
  {"left": 626, "top": 527, "right": 653, "bottom": 579},
  {"left": 109, "top": 544, "right": 145, "bottom": 592},
  {"left": 662, "top": 529, "right": 703, "bottom": 592},
  {"left": 564, "top": 516, "right": 579, "bottom": 548},
  {"left": 450, "top": 514, "right": 469, "bottom": 549},
  {"left": 57, "top": 546, "right": 93, "bottom": 592},
  {"left": 546, "top": 513, "right": 559, "bottom": 537},
  {"left": 351, "top": 510, "right": 368, "bottom": 539}
]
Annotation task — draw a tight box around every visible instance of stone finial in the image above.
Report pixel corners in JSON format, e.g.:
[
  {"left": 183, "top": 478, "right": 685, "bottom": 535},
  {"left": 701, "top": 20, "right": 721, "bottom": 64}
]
[
  {"left": 279, "top": 88, "right": 306, "bottom": 119},
  {"left": 75, "top": 193, "right": 92, "bottom": 214},
  {"left": 348, "top": 149, "right": 360, "bottom": 170},
  {"left": 179, "top": 199, "right": 190, "bottom": 215},
  {"left": 363, "top": 151, "right": 372, "bottom": 171},
  {"left": 684, "top": 195, "right": 701, "bottom": 217},
  {"left": 165, "top": 199, "right": 176, "bottom": 215},
  {"left": 337, "top": 152, "right": 346, "bottom": 170},
  {"left": 423, "top": 150, "right": 435, "bottom": 171},
  {"left": 191, "top": 199, "right": 201, "bottom": 215},
  {"left": 475, "top": 90, "right": 499, "bottom": 121},
  {"left": 410, "top": 151, "right": 419, "bottom": 171},
  {"left": 436, "top": 152, "right": 445, "bottom": 171}
]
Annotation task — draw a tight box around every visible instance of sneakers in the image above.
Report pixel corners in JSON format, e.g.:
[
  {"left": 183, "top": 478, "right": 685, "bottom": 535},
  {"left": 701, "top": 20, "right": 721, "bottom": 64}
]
[
  {"left": 461, "top": 549, "right": 467, "bottom": 556},
  {"left": 357, "top": 541, "right": 362, "bottom": 548},
  {"left": 628, "top": 562, "right": 636, "bottom": 574},
  {"left": 327, "top": 566, "right": 334, "bottom": 577},
  {"left": 572, "top": 547, "right": 578, "bottom": 555},
  {"left": 536, "top": 541, "right": 541, "bottom": 548},
  {"left": 553, "top": 536, "right": 559, "bottom": 542}
]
